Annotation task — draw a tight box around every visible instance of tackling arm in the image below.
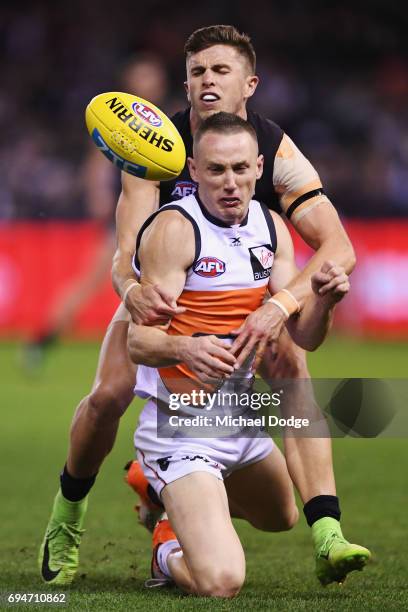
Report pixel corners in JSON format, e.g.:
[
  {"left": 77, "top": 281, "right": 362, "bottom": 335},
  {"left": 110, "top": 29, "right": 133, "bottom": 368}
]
[
  {"left": 112, "top": 172, "right": 185, "bottom": 324},
  {"left": 270, "top": 214, "right": 349, "bottom": 351},
  {"left": 127, "top": 209, "right": 193, "bottom": 365},
  {"left": 274, "top": 134, "right": 355, "bottom": 310},
  {"left": 112, "top": 172, "right": 159, "bottom": 297},
  {"left": 285, "top": 204, "right": 355, "bottom": 308}
]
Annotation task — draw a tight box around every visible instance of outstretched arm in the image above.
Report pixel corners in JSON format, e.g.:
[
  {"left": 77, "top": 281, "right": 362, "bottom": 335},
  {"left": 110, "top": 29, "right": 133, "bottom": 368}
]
[
  {"left": 285, "top": 204, "right": 354, "bottom": 307},
  {"left": 285, "top": 266, "right": 349, "bottom": 351},
  {"left": 231, "top": 212, "right": 349, "bottom": 366},
  {"left": 274, "top": 133, "right": 355, "bottom": 309},
  {"left": 231, "top": 134, "right": 354, "bottom": 365},
  {"left": 270, "top": 215, "right": 349, "bottom": 350}
]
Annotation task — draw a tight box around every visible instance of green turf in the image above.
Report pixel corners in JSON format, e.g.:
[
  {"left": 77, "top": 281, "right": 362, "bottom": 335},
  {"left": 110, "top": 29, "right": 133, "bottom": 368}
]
[{"left": 0, "top": 338, "right": 406, "bottom": 610}]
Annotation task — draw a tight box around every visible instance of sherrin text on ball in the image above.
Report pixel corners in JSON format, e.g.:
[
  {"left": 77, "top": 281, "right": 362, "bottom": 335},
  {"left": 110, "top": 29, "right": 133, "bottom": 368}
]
[{"left": 85, "top": 92, "right": 186, "bottom": 180}]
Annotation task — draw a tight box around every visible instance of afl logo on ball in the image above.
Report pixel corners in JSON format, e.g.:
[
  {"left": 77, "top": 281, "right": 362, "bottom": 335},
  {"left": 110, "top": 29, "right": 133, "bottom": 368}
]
[
  {"left": 194, "top": 257, "right": 226, "bottom": 277},
  {"left": 132, "top": 101, "right": 163, "bottom": 127}
]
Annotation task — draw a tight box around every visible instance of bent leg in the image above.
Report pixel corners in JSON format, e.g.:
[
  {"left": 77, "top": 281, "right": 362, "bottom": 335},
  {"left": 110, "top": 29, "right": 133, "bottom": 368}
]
[
  {"left": 225, "top": 447, "right": 299, "bottom": 532},
  {"left": 39, "top": 304, "right": 136, "bottom": 585},
  {"left": 259, "top": 327, "right": 335, "bottom": 503},
  {"left": 162, "top": 473, "right": 245, "bottom": 598},
  {"left": 67, "top": 304, "right": 136, "bottom": 478}
]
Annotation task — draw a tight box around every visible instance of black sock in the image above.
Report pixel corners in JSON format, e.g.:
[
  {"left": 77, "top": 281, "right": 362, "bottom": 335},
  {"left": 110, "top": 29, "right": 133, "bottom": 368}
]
[
  {"left": 147, "top": 484, "right": 164, "bottom": 509},
  {"left": 60, "top": 465, "right": 97, "bottom": 502},
  {"left": 303, "top": 495, "right": 341, "bottom": 527},
  {"left": 34, "top": 331, "right": 59, "bottom": 348}
]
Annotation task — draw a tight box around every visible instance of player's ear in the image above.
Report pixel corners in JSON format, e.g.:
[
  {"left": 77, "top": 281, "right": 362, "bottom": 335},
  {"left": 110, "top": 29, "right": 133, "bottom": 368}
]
[
  {"left": 256, "top": 154, "right": 264, "bottom": 180},
  {"left": 244, "top": 75, "right": 259, "bottom": 100},
  {"left": 187, "top": 157, "right": 197, "bottom": 181},
  {"left": 184, "top": 80, "right": 191, "bottom": 103}
]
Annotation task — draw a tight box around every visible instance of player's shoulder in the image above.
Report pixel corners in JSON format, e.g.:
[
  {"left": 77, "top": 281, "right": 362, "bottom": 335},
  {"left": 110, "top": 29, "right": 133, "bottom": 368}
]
[
  {"left": 169, "top": 108, "right": 191, "bottom": 131},
  {"left": 141, "top": 201, "right": 193, "bottom": 249},
  {"left": 251, "top": 197, "right": 281, "bottom": 220},
  {"left": 153, "top": 194, "right": 197, "bottom": 228},
  {"left": 250, "top": 198, "right": 285, "bottom": 234},
  {"left": 247, "top": 109, "right": 284, "bottom": 139},
  {"left": 160, "top": 193, "right": 196, "bottom": 213}
]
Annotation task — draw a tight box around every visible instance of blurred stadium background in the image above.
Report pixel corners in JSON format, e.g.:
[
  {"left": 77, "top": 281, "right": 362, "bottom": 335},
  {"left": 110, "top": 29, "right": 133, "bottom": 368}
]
[
  {"left": 0, "top": 1, "right": 407, "bottom": 609},
  {"left": 1, "top": 0, "right": 408, "bottom": 341}
]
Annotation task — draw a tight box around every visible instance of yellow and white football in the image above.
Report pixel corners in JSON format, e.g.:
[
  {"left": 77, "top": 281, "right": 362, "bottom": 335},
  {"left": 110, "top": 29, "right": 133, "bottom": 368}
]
[{"left": 85, "top": 92, "right": 186, "bottom": 181}]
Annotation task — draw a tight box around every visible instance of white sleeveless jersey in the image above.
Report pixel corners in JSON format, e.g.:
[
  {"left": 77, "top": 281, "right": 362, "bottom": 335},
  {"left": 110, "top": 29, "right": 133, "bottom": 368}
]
[{"left": 133, "top": 193, "right": 277, "bottom": 400}]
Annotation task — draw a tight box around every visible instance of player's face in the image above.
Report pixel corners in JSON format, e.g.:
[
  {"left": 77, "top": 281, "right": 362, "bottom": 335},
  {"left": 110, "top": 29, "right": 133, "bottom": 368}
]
[
  {"left": 185, "top": 45, "right": 258, "bottom": 121},
  {"left": 188, "top": 131, "right": 264, "bottom": 225}
]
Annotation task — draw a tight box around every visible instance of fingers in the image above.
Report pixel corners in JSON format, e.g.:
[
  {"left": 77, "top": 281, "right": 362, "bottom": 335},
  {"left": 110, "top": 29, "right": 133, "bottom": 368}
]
[
  {"left": 312, "top": 271, "right": 331, "bottom": 287},
  {"left": 230, "top": 328, "right": 249, "bottom": 356},
  {"left": 234, "top": 335, "right": 259, "bottom": 368},
  {"left": 192, "top": 358, "right": 231, "bottom": 382},
  {"left": 320, "top": 259, "right": 336, "bottom": 274},
  {"left": 318, "top": 272, "right": 349, "bottom": 295},
  {"left": 132, "top": 313, "right": 170, "bottom": 326},
  {"left": 130, "top": 284, "right": 185, "bottom": 325},
  {"left": 203, "top": 339, "right": 236, "bottom": 373},
  {"left": 209, "top": 344, "right": 236, "bottom": 366},
  {"left": 251, "top": 339, "right": 267, "bottom": 373},
  {"left": 314, "top": 262, "right": 349, "bottom": 296},
  {"left": 204, "top": 354, "right": 235, "bottom": 374},
  {"left": 153, "top": 286, "right": 187, "bottom": 314},
  {"left": 194, "top": 369, "right": 224, "bottom": 385},
  {"left": 153, "top": 284, "right": 178, "bottom": 307},
  {"left": 153, "top": 303, "right": 181, "bottom": 316}
]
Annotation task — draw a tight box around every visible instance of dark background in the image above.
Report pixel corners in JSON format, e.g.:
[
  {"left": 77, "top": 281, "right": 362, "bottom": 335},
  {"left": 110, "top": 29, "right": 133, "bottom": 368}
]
[{"left": 1, "top": 0, "right": 407, "bottom": 220}]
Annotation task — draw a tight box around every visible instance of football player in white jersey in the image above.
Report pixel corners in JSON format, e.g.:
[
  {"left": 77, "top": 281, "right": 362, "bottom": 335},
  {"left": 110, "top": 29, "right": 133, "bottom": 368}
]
[
  {"left": 40, "top": 25, "right": 367, "bottom": 587},
  {"left": 125, "top": 113, "right": 369, "bottom": 597}
]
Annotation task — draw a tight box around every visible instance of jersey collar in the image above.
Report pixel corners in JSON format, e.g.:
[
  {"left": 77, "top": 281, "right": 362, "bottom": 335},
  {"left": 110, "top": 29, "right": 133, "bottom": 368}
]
[{"left": 194, "top": 193, "right": 249, "bottom": 228}]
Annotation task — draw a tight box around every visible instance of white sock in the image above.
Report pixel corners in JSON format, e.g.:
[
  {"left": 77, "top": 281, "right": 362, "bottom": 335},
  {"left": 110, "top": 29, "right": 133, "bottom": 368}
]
[{"left": 157, "top": 539, "right": 180, "bottom": 578}]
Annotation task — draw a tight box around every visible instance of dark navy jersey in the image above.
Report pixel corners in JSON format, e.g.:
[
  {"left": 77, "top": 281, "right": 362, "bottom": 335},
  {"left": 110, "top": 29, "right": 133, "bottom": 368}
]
[{"left": 159, "top": 108, "right": 284, "bottom": 212}]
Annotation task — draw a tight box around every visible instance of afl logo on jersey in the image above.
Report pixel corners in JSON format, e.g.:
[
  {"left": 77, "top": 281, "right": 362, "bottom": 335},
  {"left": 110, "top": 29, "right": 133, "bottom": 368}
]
[
  {"left": 171, "top": 180, "right": 197, "bottom": 199},
  {"left": 131, "top": 102, "right": 163, "bottom": 127},
  {"left": 194, "top": 257, "right": 226, "bottom": 277}
]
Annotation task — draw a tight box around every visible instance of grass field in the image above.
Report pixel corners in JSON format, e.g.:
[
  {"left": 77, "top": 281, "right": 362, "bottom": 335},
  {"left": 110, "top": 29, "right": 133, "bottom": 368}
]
[{"left": 0, "top": 337, "right": 406, "bottom": 611}]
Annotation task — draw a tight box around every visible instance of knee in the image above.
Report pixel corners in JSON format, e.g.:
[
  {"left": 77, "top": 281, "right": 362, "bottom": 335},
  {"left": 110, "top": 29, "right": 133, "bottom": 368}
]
[
  {"left": 88, "top": 379, "right": 134, "bottom": 422},
  {"left": 194, "top": 567, "right": 244, "bottom": 598},
  {"left": 262, "top": 342, "right": 309, "bottom": 379},
  {"left": 275, "top": 505, "right": 299, "bottom": 532},
  {"left": 251, "top": 505, "right": 299, "bottom": 533},
  {"left": 278, "top": 347, "right": 309, "bottom": 378}
]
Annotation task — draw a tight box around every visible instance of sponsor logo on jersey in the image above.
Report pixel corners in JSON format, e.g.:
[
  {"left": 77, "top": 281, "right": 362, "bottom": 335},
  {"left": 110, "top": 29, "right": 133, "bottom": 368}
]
[
  {"left": 91, "top": 128, "right": 147, "bottom": 177},
  {"left": 230, "top": 236, "right": 242, "bottom": 246},
  {"left": 248, "top": 245, "right": 274, "bottom": 280},
  {"left": 171, "top": 180, "right": 197, "bottom": 199},
  {"left": 132, "top": 101, "right": 163, "bottom": 127},
  {"left": 193, "top": 256, "right": 226, "bottom": 277}
]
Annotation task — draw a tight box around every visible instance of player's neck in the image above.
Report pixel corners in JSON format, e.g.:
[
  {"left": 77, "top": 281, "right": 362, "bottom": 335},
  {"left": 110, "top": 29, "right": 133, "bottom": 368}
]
[{"left": 189, "top": 107, "right": 248, "bottom": 136}]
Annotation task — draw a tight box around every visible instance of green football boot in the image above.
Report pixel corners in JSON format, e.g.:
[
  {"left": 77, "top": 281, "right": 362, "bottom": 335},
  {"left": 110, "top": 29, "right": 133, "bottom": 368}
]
[
  {"left": 313, "top": 518, "right": 371, "bottom": 585},
  {"left": 39, "top": 491, "right": 87, "bottom": 585}
]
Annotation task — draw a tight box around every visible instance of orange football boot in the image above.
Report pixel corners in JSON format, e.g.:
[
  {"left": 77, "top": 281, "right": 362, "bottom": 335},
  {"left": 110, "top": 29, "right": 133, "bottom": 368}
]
[
  {"left": 146, "top": 518, "right": 178, "bottom": 587},
  {"left": 124, "top": 460, "right": 163, "bottom": 532}
]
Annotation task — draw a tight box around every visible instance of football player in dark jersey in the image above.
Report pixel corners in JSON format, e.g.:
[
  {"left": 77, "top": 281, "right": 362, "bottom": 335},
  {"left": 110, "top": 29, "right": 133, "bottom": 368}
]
[{"left": 39, "top": 25, "right": 368, "bottom": 588}]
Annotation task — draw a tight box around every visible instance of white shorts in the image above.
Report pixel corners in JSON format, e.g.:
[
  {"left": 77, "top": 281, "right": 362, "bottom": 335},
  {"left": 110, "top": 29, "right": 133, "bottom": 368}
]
[{"left": 134, "top": 399, "right": 274, "bottom": 498}]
